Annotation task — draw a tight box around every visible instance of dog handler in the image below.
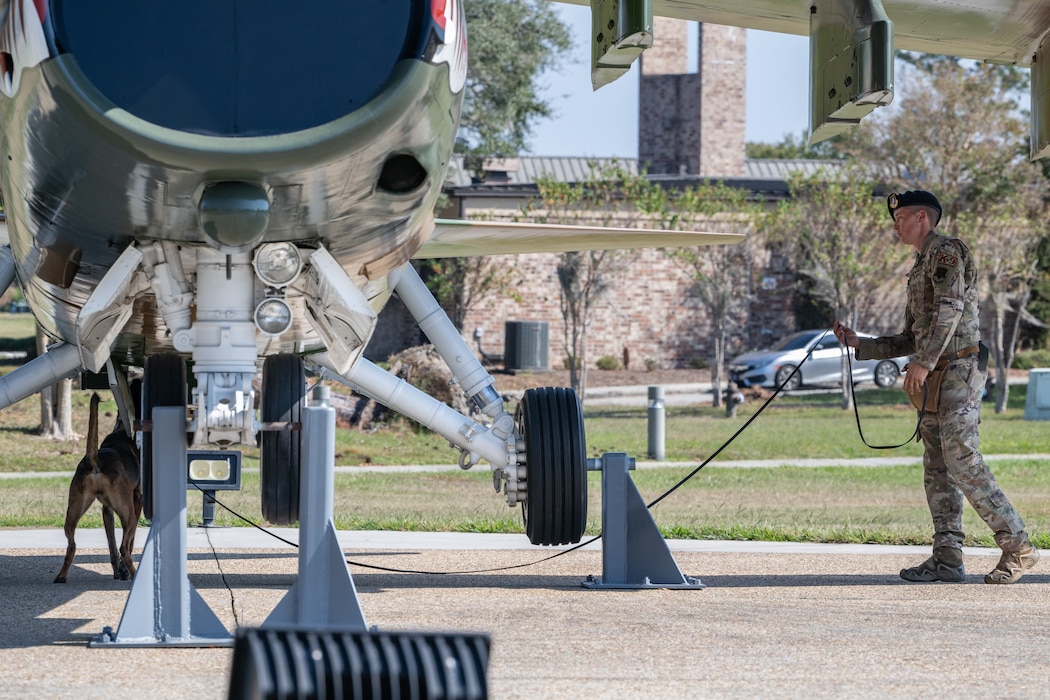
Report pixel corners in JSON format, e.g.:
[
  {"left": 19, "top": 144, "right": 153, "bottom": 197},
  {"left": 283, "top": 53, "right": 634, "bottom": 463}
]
[{"left": 833, "top": 190, "right": 1038, "bottom": 584}]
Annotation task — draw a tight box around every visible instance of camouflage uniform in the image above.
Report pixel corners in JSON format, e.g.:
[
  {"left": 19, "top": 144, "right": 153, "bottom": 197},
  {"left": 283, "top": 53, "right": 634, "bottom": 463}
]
[{"left": 856, "top": 232, "right": 1028, "bottom": 553}]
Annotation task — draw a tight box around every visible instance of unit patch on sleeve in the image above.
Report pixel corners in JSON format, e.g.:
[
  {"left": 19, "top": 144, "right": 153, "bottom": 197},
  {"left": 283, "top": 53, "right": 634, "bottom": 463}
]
[{"left": 936, "top": 252, "right": 958, "bottom": 267}]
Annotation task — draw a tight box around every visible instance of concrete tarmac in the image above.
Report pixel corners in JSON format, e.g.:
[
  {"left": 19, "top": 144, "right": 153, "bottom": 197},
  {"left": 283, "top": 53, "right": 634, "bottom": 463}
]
[{"left": 1, "top": 529, "right": 1047, "bottom": 699}]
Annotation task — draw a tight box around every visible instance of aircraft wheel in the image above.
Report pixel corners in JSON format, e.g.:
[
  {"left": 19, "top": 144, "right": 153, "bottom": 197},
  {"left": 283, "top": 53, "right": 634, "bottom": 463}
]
[
  {"left": 516, "top": 387, "right": 587, "bottom": 546},
  {"left": 141, "top": 353, "right": 187, "bottom": 522},
  {"left": 260, "top": 353, "right": 305, "bottom": 525}
]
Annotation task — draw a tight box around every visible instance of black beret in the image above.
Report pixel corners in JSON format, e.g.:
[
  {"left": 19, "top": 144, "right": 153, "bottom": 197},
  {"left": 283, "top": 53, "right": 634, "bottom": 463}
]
[{"left": 887, "top": 190, "right": 941, "bottom": 225}]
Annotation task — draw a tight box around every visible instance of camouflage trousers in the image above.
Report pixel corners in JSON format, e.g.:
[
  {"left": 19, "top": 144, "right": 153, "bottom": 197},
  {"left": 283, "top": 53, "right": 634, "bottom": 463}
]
[{"left": 919, "top": 356, "right": 1027, "bottom": 552}]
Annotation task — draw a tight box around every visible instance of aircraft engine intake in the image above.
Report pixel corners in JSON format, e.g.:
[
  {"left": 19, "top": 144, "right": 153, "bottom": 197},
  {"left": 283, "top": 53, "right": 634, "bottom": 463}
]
[{"left": 51, "top": 1, "right": 418, "bottom": 137}]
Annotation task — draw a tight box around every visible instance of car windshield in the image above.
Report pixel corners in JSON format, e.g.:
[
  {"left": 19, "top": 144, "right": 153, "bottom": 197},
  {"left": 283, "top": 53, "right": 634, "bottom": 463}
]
[{"left": 769, "top": 332, "right": 816, "bottom": 352}]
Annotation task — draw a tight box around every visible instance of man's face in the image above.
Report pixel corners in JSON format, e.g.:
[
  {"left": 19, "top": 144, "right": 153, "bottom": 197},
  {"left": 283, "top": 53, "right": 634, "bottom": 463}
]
[{"left": 892, "top": 206, "right": 926, "bottom": 247}]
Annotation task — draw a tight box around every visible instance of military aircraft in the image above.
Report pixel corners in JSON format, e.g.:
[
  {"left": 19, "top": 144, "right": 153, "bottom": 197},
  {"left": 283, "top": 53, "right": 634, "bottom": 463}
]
[
  {"left": 0, "top": 0, "right": 746, "bottom": 557},
  {"left": 2, "top": 0, "right": 1046, "bottom": 549},
  {"left": 0, "top": 0, "right": 1044, "bottom": 666}
]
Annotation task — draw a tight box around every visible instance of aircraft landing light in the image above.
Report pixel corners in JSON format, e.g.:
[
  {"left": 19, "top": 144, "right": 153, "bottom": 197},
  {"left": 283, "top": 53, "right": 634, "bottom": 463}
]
[
  {"left": 253, "top": 243, "right": 302, "bottom": 288},
  {"left": 255, "top": 298, "right": 293, "bottom": 336}
]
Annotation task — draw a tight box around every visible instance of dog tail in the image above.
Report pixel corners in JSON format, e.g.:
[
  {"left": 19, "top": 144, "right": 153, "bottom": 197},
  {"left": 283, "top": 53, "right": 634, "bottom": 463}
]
[{"left": 87, "top": 392, "right": 101, "bottom": 466}]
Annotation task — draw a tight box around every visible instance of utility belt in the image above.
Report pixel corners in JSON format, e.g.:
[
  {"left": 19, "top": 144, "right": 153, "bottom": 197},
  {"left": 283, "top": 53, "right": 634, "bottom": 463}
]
[{"left": 910, "top": 342, "right": 988, "bottom": 413}]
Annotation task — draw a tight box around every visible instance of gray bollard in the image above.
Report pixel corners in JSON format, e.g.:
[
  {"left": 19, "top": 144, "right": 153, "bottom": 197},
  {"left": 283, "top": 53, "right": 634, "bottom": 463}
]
[{"left": 647, "top": 386, "right": 665, "bottom": 460}]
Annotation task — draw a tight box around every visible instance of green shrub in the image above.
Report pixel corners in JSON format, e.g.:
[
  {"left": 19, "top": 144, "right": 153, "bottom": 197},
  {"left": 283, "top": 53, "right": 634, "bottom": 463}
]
[
  {"left": 689, "top": 356, "right": 708, "bottom": 370},
  {"left": 563, "top": 356, "right": 582, "bottom": 370},
  {"left": 644, "top": 358, "right": 659, "bottom": 371},
  {"left": 1012, "top": 349, "right": 1050, "bottom": 370},
  {"left": 595, "top": 355, "right": 621, "bottom": 371}
]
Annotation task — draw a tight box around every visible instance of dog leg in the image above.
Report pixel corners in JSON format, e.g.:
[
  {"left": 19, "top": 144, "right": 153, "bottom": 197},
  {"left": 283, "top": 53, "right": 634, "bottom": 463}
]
[
  {"left": 54, "top": 481, "right": 95, "bottom": 584},
  {"left": 101, "top": 505, "right": 124, "bottom": 579},
  {"left": 115, "top": 491, "right": 139, "bottom": 580}
]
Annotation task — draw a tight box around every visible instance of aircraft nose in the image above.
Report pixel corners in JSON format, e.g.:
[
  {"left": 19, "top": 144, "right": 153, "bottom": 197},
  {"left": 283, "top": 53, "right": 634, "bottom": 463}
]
[
  {"left": 198, "top": 182, "right": 271, "bottom": 252},
  {"left": 50, "top": 2, "right": 416, "bottom": 136}
]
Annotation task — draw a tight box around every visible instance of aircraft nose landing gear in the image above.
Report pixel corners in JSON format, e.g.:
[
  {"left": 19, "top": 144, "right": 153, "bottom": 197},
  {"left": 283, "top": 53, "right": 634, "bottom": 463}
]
[{"left": 516, "top": 386, "right": 587, "bottom": 546}]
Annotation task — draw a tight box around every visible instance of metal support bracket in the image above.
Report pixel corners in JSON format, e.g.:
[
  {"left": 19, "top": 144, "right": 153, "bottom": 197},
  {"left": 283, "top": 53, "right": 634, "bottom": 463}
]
[
  {"left": 92, "top": 406, "right": 232, "bottom": 647},
  {"left": 583, "top": 452, "right": 704, "bottom": 590},
  {"left": 262, "top": 386, "right": 368, "bottom": 631}
]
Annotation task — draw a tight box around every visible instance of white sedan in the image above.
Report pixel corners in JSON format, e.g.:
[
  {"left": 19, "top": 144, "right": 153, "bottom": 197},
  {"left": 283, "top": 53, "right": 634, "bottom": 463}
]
[{"left": 729, "top": 329, "right": 908, "bottom": 391}]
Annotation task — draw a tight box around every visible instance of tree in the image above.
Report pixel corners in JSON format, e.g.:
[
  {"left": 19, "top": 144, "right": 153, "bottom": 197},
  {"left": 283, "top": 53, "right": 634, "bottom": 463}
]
[
  {"left": 35, "top": 325, "right": 75, "bottom": 440},
  {"left": 746, "top": 131, "right": 846, "bottom": 160},
  {"left": 656, "top": 183, "right": 758, "bottom": 408},
  {"left": 419, "top": 1, "right": 570, "bottom": 331},
  {"left": 458, "top": 0, "right": 571, "bottom": 178},
  {"left": 524, "top": 162, "right": 637, "bottom": 396},
  {"left": 845, "top": 57, "right": 1050, "bottom": 412},
  {"left": 766, "top": 168, "right": 903, "bottom": 409}
]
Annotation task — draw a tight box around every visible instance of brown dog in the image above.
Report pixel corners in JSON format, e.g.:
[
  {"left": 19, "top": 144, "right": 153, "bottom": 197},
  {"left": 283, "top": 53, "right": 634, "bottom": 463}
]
[{"left": 54, "top": 393, "right": 142, "bottom": 583}]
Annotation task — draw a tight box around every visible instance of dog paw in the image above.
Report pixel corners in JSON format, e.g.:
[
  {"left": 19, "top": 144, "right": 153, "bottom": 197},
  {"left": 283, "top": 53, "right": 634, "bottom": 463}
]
[{"left": 53, "top": 577, "right": 66, "bottom": 584}]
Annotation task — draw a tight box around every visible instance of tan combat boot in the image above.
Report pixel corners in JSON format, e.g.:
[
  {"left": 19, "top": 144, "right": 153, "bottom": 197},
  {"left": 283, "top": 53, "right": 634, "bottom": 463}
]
[
  {"left": 985, "top": 541, "right": 1040, "bottom": 584},
  {"left": 900, "top": 546, "right": 965, "bottom": 583}
]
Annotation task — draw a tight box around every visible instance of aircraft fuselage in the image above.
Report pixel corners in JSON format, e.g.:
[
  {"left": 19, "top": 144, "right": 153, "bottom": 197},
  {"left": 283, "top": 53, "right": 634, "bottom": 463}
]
[{"left": 0, "top": 0, "right": 465, "bottom": 363}]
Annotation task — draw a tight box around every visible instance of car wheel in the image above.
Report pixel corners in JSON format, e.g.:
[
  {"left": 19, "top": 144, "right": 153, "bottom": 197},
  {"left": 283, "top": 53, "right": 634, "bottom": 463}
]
[
  {"left": 874, "top": 360, "right": 900, "bottom": 388},
  {"left": 774, "top": 365, "right": 801, "bottom": 391}
]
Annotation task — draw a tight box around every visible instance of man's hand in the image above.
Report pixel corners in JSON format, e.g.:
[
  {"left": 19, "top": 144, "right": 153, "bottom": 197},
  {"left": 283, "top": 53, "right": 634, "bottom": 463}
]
[
  {"left": 903, "top": 362, "right": 929, "bottom": 397},
  {"left": 832, "top": 320, "right": 859, "bottom": 348}
]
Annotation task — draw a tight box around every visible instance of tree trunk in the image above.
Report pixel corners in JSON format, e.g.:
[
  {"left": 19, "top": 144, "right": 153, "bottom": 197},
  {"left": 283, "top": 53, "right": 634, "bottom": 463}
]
[
  {"left": 838, "top": 311, "right": 855, "bottom": 411},
  {"left": 839, "top": 352, "right": 854, "bottom": 411},
  {"left": 578, "top": 319, "right": 589, "bottom": 405},
  {"left": 35, "top": 326, "right": 76, "bottom": 440},
  {"left": 992, "top": 295, "right": 1009, "bottom": 414},
  {"left": 994, "top": 288, "right": 1031, "bottom": 414},
  {"left": 711, "top": 320, "right": 725, "bottom": 408}
]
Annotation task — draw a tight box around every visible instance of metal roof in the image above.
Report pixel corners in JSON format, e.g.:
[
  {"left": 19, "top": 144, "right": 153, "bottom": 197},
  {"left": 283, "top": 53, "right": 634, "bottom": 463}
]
[{"left": 445, "top": 156, "right": 841, "bottom": 190}]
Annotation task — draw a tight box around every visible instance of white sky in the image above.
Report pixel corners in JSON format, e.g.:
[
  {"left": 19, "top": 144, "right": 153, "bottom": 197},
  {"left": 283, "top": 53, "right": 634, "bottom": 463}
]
[{"left": 525, "top": 5, "right": 810, "bottom": 158}]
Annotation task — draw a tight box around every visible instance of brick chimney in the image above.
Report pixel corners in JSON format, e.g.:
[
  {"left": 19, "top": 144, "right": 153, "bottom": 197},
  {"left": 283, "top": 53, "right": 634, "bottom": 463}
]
[{"left": 638, "top": 20, "right": 746, "bottom": 177}]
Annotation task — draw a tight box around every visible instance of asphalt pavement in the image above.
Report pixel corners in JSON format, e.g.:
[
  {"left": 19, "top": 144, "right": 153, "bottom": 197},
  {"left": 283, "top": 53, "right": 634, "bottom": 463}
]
[
  {"left": 1, "top": 528, "right": 1048, "bottom": 699},
  {"left": 1, "top": 374, "right": 1047, "bottom": 698}
]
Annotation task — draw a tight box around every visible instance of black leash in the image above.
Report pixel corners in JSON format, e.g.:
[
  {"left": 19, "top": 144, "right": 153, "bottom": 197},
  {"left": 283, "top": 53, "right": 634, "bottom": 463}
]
[
  {"left": 843, "top": 337, "right": 925, "bottom": 449},
  {"left": 192, "top": 481, "right": 597, "bottom": 576},
  {"left": 192, "top": 330, "right": 920, "bottom": 576}
]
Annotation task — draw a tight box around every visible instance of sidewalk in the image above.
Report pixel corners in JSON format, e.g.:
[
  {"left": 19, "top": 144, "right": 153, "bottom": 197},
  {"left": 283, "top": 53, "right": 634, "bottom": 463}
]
[
  {"left": 583, "top": 371, "right": 1033, "bottom": 407},
  {"left": 4, "top": 453, "right": 1047, "bottom": 482}
]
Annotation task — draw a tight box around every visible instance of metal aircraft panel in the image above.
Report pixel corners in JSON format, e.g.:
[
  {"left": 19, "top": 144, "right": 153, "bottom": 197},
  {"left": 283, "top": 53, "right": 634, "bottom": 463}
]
[{"left": 559, "top": 0, "right": 1050, "bottom": 67}]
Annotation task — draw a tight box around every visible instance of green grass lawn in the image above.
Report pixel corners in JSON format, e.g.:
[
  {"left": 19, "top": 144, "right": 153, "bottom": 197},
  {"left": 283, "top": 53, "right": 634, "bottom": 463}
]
[
  {"left": 0, "top": 307, "right": 1045, "bottom": 549},
  {"left": 1, "top": 378, "right": 1047, "bottom": 549}
]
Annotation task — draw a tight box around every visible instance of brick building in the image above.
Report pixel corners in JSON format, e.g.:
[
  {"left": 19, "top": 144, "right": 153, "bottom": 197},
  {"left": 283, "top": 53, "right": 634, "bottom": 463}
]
[{"left": 366, "top": 22, "right": 825, "bottom": 371}]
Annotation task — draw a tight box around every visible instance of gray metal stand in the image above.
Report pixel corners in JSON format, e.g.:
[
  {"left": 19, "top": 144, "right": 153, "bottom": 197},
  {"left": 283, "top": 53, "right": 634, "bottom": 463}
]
[
  {"left": 93, "top": 407, "right": 232, "bottom": 647},
  {"left": 263, "top": 386, "right": 367, "bottom": 631},
  {"left": 583, "top": 452, "right": 704, "bottom": 590}
]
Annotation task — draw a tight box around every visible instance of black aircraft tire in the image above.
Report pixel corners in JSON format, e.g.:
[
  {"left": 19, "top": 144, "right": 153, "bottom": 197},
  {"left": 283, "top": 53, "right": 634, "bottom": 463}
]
[
  {"left": 516, "top": 387, "right": 587, "bottom": 546},
  {"left": 260, "top": 354, "right": 305, "bottom": 525},
  {"left": 141, "top": 353, "right": 187, "bottom": 522}
]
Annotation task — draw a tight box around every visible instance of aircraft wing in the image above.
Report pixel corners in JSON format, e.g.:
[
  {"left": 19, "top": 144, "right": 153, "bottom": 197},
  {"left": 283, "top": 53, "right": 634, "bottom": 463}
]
[
  {"left": 558, "top": 0, "right": 1047, "bottom": 67},
  {"left": 415, "top": 219, "right": 745, "bottom": 258}
]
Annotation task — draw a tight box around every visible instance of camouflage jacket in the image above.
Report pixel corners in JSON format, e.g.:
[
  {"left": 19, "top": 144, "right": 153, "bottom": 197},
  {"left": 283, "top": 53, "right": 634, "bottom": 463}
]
[{"left": 856, "top": 232, "right": 980, "bottom": 371}]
